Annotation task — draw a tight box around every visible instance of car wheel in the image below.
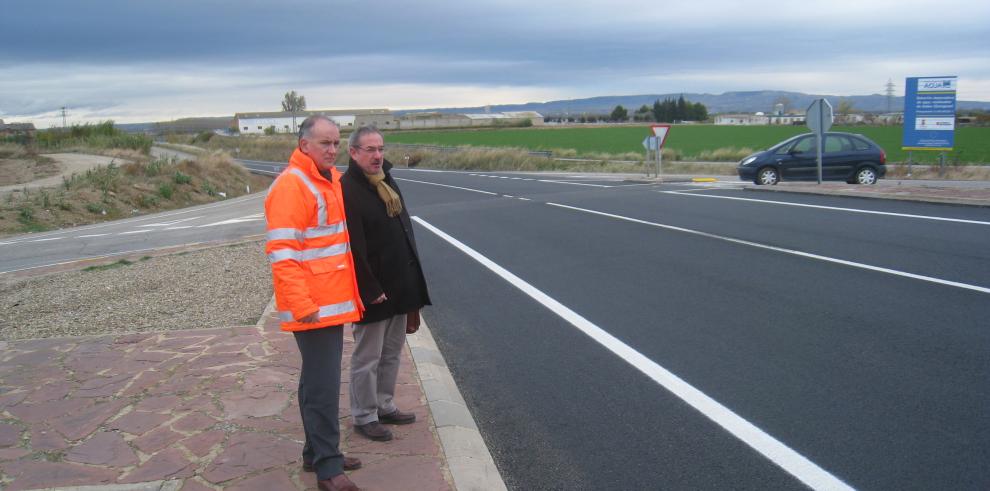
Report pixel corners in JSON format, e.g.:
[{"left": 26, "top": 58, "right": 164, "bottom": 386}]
[
  {"left": 855, "top": 166, "right": 878, "bottom": 185},
  {"left": 755, "top": 167, "right": 779, "bottom": 185}
]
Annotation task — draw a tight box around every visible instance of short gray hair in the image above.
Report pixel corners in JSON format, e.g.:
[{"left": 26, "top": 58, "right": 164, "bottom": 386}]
[
  {"left": 348, "top": 125, "right": 383, "bottom": 148},
  {"left": 298, "top": 115, "right": 337, "bottom": 140}
]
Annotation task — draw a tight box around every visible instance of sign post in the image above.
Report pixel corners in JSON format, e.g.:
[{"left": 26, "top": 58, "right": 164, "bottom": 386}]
[
  {"left": 649, "top": 124, "right": 671, "bottom": 180},
  {"left": 805, "top": 99, "right": 833, "bottom": 185},
  {"left": 902, "top": 76, "right": 957, "bottom": 171}
]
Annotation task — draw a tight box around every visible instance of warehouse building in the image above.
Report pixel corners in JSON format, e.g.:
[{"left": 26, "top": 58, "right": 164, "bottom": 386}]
[{"left": 234, "top": 109, "right": 396, "bottom": 134}]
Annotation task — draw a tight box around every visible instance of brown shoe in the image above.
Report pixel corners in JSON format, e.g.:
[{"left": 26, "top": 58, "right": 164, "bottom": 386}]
[
  {"left": 318, "top": 473, "right": 360, "bottom": 491},
  {"left": 303, "top": 456, "right": 362, "bottom": 472},
  {"left": 378, "top": 409, "right": 416, "bottom": 425},
  {"left": 354, "top": 421, "right": 393, "bottom": 441}
]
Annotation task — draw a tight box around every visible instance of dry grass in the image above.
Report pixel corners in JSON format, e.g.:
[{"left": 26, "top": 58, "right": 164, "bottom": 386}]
[{"left": 0, "top": 152, "right": 272, "bottom": 237}]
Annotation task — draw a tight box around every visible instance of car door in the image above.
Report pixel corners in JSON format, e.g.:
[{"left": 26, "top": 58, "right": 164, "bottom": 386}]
[
  {"left": 779, "top": 135, "right": 817, "bottom": 181},
  {"left": 822, "top": 134, "right": 853, "bottom": 180}
]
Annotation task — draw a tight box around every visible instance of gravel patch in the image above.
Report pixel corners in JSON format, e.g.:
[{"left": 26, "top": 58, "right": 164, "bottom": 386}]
[{"left": 0, "top": 241, "right": 273, "bottom": 340}]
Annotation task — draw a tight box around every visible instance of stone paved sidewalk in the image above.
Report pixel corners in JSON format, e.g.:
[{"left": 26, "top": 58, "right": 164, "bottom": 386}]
[{"left": 0, "top": 304, "right": 452, "bottom": 490}]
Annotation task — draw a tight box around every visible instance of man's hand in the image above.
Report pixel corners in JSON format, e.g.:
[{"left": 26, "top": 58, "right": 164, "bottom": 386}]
[
  {"left": 371, "top": 293, "right": 387, "bottom": 305},
  {"left": 406, "top": 310, "right": 420, "bottom": 334},
  {"left": 299, "top": 312, "right": 321, "bottom": 324}
]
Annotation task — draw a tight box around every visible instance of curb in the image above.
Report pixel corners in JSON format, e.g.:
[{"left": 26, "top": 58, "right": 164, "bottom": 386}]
[{"left": 407, "top": 318, "right": 507, "bottom": 491}]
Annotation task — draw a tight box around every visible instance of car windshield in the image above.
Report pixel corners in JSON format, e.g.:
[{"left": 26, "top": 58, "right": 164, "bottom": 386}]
[{"left": 770, "top": 134, "right": 807, "bottom": 154}]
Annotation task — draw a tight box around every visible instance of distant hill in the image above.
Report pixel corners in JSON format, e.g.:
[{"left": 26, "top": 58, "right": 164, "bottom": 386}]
[{"left": 400, "top": 90, "right": 990, "bottom": 116}]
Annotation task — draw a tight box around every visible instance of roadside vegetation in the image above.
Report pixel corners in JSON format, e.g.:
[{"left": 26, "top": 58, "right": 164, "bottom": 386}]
[
  {"left": 387, "top": 125, "right": 990, "bottom": 164},
  {"left": 0, "top": 145, "right": 272, "bottom": 237},
  {"left": 176, "top": 124, "right": 989, "bottom": 179},
  {"left": 32, "top": 120, "right": 152, "bottom": 154}
]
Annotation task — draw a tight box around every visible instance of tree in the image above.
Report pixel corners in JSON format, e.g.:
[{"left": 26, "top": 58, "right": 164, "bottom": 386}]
[
  {"left": 610, "top": 105, "right": 628, "bottom": 122},
  {"left": 837, "top": 98, "right": 856, "bottom": 115},
  {"left": 281, "top": 90, "right": 307, "bottom": 133}
]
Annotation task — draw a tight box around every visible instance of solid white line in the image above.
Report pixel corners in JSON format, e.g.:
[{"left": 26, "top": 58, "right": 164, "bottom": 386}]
[
  {"left": 411, "top": 216, "right": 854, "bottom": 491},
  {"left": 27, "top": 237, "right": 63, "bottom": 242},
  {"left": 395, "top": 178, "right": 499, "bottom": 196},
  {"left": 548, "top": 203, "right": 990, "bottom": 295},
  {"left": 0, "top": 243, "right": 204, "bottom": 275},
  {"left": 537, "top": 179, "right": 612, "bottom": 188},
  {"left": 119, "top": 230, "right": 152, "bottom": 235},
  {"left": 78, "top": 234, "right": 110, "bottom": 238},
  {"left": 662, "top": 191, "right": 990, "bottom": 225},
  {"left": 164, "top": 226, "right": 193, "bottom": 230}
]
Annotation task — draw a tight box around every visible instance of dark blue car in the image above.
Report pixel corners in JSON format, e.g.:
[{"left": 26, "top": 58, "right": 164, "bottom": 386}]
[{"left": 737, "top": 132, "right": 887, "bottom": 185}]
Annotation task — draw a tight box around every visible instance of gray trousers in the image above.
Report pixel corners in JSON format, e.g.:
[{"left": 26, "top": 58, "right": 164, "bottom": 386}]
[
  {"left": 350, "top": 314, "right": 407, "bottom": 425},
  {"left": 294, "top": 326, "right": 344, "bottom": 480}
]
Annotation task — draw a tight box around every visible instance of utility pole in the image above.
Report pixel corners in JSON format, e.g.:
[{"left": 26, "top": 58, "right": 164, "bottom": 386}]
[
  {"left": 885, "top": 79, "right": 895, "bottom": 114},
  {"left": 61, "top": 106, "right": 68, "bottom": 129}
]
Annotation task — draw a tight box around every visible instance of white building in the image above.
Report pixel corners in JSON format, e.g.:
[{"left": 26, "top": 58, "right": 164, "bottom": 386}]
[{"left": 234, "top": 109, "right": 394, "bottom": 135}]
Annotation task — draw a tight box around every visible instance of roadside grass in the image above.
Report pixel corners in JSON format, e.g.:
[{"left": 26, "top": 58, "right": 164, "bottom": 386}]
[
  {"left": 83, "top": 259, "right": 133, "bottom": 272},
  {"left": 386, "top": 125, "right": 990, "bottom": 164},
  {"left": 0, "top": 151, "right": 272, "bottom": 237},
  {"left": 33, "top": 121, "right": 152, "bottom": 154}
]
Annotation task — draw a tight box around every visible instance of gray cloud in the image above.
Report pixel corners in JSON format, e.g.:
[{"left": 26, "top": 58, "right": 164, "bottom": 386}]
[{"left": 2, "top": 0, "right": 988, "bottom": 124}]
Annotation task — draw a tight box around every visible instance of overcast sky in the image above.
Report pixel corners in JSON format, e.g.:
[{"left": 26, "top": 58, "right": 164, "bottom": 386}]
[{"left": 3, "top": 0, "right": 988, "bottom": 127}]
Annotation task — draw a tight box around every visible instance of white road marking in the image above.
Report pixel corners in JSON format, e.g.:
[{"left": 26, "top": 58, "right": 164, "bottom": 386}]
[
  {"left": 412, "top": 216, "right": 854, "bottom": 491},
  {"left": 119, "top": 230, "right": 152, "bottom": 235},
  {"left": 164, "top": 226, "right": 194, "bottom": 230},
  {"left": 27, "top": 237, "right": 63, "bottom": 243},
  {"left": 78, "top": 234, "right": 111, "bottom": 238},
  {"left": 662, "top": 191, "right": 990, "bottom": 225},
  {"left": 196, "top": 216, "right": 264, "bottom": 227},
  {"left": 548, "top": 202, "right": 990, "bottom": 295},
  {"left": 517, "top": 198, "right": 531, "bottom": 201},
  {"left": 537, "top": 179, "right": 612, "bottom": 188},
  {"left": 138, "top": 216, "right": 204, "bottom": 227},
  {"left": 0, "top": 243, "right": 206, "bottom": 275},
  {"left": 395, "top": 178, "right": 499, "bottom": 196}
]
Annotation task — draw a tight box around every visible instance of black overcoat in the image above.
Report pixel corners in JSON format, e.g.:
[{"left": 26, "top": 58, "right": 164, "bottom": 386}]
[{"left": 341, "top": 158, "right": 431, "bottom": 324}]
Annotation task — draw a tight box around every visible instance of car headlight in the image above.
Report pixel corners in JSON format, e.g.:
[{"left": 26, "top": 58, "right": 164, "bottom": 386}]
[{"left": 740, "top": 156, "right": 757, "bottom": 166}]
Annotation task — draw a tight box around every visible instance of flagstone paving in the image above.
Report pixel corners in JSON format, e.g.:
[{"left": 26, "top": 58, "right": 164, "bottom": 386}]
[{"left": 0, "top": 309, "right": 452, "bottom": 490}]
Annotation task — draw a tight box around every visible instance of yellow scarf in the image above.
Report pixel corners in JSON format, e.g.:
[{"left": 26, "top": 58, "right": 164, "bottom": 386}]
[{"left": 365, "top": 172, "right": 403, "bottom": 218}]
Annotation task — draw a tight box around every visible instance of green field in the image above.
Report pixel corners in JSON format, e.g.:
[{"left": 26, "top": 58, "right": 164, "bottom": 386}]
[{"left": 388, "top": 125, "right": 990, "bottom": 164}]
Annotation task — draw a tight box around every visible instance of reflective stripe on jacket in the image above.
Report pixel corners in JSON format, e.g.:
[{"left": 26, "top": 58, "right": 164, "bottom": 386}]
[{"left": 264, "top": 149, "right": 364, "bottom": 331}]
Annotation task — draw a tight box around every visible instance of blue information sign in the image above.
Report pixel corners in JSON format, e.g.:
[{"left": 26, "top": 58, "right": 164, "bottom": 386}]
[{"left": 902, "top": 76, "right": 957, "bottom": 151}]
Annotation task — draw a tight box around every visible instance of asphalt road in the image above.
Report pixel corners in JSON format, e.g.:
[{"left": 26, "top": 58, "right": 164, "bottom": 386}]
[
  {"left": 3, "top": 159, "right": 988, "bottom": 490},
  {"left": 389, "top": 169, "right": 989, "bottom": 490}
]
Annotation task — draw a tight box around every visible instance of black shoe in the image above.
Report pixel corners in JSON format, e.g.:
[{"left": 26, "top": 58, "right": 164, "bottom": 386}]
[
  {"left": 354, "top": 421, "right": 393, "bottom": 441},
  {"left": 303, "top": 456, "right": 362, "bottom": 472},
  {"left": 378, "top": 409, "right": 416, "bottom": 425}
]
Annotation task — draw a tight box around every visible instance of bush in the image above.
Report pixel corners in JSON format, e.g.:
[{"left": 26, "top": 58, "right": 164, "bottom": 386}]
[
  {"left": 158, "top": 183, "right": 174, "bottom": 200},
  {"left": 86, "top": 203, "right": 104, "bottom": 214},
  {"left": 173, "top": 171, "right": 192, "bottom": 185}
]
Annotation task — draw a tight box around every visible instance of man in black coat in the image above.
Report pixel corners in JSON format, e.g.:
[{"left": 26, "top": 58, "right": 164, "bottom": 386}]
[{"left": 341, "top": 126, "right": 431, "bottom": 442}]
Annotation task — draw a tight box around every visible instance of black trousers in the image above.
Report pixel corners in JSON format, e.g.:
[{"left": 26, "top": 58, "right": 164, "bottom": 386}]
[{"left": 294, "top": 325, "right": 344, "bottom": 479}]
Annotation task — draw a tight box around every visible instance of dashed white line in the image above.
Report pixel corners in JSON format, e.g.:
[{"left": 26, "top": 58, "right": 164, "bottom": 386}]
[
  {"left": 119, "top": 230, "right": 152, "bottom": 235},
  {"left": 27, "top": 237, "right": 63, "bottom": 243},
  {"left": 412, "top": 216, "right": 854, "bottom": 491},
  {"left": 78, "top": 234, "right": 111, "bottom": 238},
  {"left": 547, "top": 202, "right": 990, "bottom": 295},
  {"left": 395, "top": 178, "right": 499, "bottom": 196}
]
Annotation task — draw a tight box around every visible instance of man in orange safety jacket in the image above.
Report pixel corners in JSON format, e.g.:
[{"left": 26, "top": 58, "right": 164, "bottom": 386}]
[{"left": 264, "top": 115, "right": 363, "bottom": 491}]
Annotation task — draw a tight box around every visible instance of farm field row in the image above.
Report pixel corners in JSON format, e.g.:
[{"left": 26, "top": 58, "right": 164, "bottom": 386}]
[{"left": 387, "top": 125, "right": 990, "bottom": 163}]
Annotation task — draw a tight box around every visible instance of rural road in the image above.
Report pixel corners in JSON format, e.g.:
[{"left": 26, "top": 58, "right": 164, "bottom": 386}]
[{"left": 2, "top": 161, "right": 988, "bottom": 489}]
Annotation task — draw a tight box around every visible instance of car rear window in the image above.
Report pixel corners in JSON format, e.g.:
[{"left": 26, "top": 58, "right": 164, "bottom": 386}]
[{"left": 850, "top": 137, "right": 872, "bottom": 151}]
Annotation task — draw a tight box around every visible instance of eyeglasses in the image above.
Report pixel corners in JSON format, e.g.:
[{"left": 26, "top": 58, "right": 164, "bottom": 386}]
[{"left": 355, "top": 145, "right": 386, "bottom": 153}]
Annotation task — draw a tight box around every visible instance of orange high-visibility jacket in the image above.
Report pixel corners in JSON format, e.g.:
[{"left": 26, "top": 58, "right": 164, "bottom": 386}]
[{"left": 264, "top": 149, "right": 364, "bottom": 331}]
